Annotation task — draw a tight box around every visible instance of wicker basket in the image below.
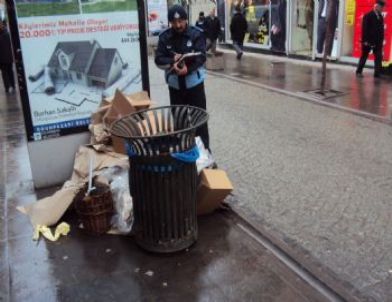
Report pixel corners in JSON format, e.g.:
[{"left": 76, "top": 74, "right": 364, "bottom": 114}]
[{"left": 75, "top": 185, "right": 114, "bottom": 235}]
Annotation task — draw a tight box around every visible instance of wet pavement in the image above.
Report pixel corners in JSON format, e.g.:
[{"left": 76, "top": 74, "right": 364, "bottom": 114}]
[
  {"left": 150, "top": 56, "right": 392, "bottom": 301},
  {"left": 213, "top": 50, "right": 392, "bottom": 123},
  {"left": 0, "top": 81, "right": 331, "bottom": 301},
  {"left": 3, "top": 52, "right": 392, "bottom": 301}
]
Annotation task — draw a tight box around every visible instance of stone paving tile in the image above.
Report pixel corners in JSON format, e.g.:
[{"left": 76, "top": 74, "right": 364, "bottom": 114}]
[
  {"left": 0, "top": 69, "right": 328, "bottom": 302},
  {"left": 148, "top": 59, "right": 392, "bottom": 301}
]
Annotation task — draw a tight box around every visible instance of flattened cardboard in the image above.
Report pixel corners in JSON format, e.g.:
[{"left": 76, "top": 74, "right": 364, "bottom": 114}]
[
  {"left": 197, "top": 169, "right": 233, "bottom": 215},
  {"left": 136, "top": 111, "right": 164, "bottom": 136},
  {"left": 103, "top": 90, "right": 152, "bottom": 126},
  {"left": 91, "top": 105, "right": 111, "bottom": 125},
  {"left": 112, "top": 135, "right": 127, "bottom": 154},
  {"left": 103, "top": 89, "right": 137, "bottom": 126}
]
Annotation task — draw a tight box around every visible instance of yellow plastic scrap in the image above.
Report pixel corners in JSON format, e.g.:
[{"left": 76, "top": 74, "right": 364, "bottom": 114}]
[{"left": 32, "top": 222, "right": 70, "bottom": 242}]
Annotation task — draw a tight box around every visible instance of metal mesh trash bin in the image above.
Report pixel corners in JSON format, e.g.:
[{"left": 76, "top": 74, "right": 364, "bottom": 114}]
[{"left": 111, "top": 105, "right": 208, "bottom": 253}]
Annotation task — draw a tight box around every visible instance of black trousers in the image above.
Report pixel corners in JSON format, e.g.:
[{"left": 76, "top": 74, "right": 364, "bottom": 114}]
[
  {"left": 356, "top": 44, "right": 383, "bottom": 76},
  {"left": 169, "top": 82, "right": 210, "bottom": 150},
  {"left": 0, "top": 64, "right": 15, "bottom": 91},
  {"left": 317, "top": 17, "right": 327, "bottom": 54}
]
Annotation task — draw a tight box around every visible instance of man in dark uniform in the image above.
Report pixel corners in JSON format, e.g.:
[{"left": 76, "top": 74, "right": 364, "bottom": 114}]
[
  {"left": 155, "top": 5, "right": 210, "bottom": 149},
  {"left": 356, "top": 0, "right": 386, "bottom": 78}
]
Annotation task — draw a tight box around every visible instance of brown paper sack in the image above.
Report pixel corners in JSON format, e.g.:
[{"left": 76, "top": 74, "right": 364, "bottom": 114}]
[
  {"left": 17, "top": 146, "right": 129, "bottom": 227},
  {"left": 17, "top": 182, "right": 82, "bottom": 227}
]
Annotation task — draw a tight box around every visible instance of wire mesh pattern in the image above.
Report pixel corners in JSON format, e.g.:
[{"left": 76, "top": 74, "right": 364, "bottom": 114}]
[
  {"left": 130, "top": 155, "right": 198, "bottom": 253},
  {"left": 110, "top": 105, "right": 208, "bottom": 252},
  {"left": 110, "top": 105, "right": 209, "bottom": 156}
]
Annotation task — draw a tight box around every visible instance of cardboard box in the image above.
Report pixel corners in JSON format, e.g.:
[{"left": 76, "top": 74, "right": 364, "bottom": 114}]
[
  {"left": 206, "top": 53, "right": 224, "bottom": 71},
  {"left": 91, "top": 105, "right": 111, "bottom": 125},
  {"left": 136, "top": 111, "right": 165, "bottom": 136},
  {"left": 197, "top": 169, "right": 233, "bottom": 215},
  {"left": 103, "top": 89, "right": 136, "bottom": 126},
  {"left": 100, "top": 89, "right": 152, "bottom": 154},
  {"left": 103, "top": 90, "right": 151, "bottom": 110},
  {"left": 112, "top": 135, "right": 127, "bottom": 154},
  {"left": 101, "top": 96, "right": 113, "bottom": 107}
]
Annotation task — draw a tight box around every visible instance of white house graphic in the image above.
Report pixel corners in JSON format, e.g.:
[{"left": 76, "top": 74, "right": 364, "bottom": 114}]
[{"left": 47, "top": 40, "right": 124, "bottom": 88}]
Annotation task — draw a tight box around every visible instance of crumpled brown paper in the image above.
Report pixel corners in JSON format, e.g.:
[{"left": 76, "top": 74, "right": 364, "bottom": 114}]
[
  {"left": 17, "top": 146, "right": 129, "bottom": 228},
  {"left": 89, "top": 123, "right": 110, "bottom": 145}
]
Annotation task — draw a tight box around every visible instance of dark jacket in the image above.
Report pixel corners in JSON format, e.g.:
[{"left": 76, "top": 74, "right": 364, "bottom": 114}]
[
  {"left": 362, "top": 10, "right": 384, "bottom": 46},
  {"left": 318, "top": 0, "right": 339, "bottom": 29},
  {"left": 195, "top": 18, "right": 206, "bottom": 31},
  {"left": 0, "top": 28, "right": 13, "bottom": 64},
  {"left": 155, "top": 26, "right": 206, "bottom": 89},
  {"left": 204, "top": 16, "right": 221, "bottom": 40},
  {"left": 230, "top": 12, "right": 247, "bottom": 42}
]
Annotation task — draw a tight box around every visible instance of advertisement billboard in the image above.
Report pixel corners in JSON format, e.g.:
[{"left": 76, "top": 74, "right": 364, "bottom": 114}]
[
  {"left": 147, "top": 0, "right": 168, "bottom": 36},
  {"left": 7, "top": 0, "right": 149, "bottom": 141}
]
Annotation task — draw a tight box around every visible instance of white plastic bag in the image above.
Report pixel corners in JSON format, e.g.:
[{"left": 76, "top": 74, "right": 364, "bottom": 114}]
[
  {"left": 99, "top": 166, "right": 133, "bottom": 234},
  {"left": 195, "top": 136, "right": 215, "bottom": 174}
]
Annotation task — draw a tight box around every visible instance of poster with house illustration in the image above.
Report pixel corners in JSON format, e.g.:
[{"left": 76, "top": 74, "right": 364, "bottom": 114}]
[
  {"left": 48, "top": 40, "right": 124, "bottom": 89},
  {"left": 16, "top": 11, "right": 142, "bottom": 136}
]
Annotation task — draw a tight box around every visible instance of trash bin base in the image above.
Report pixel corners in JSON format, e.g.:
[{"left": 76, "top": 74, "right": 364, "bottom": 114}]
[
  {"left": 130, "top": 156, "right": 198, "bottom": 253},
  {"left": 135, "top": 232, "right": 197, "bottom": 253}
]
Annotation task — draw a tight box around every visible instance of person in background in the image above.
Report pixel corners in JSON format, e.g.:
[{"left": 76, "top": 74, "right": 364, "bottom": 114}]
[
  {"left": 317, "top": 0, "right": 339, "bottom": 54},
  {"left": 230, "top": 5, "right": 248, "bottom": 60},
  {"left": 0, "top": 21, "right": 15, "bottom": 94},
  {"left": 356, "top": 0, "right": 386, "bottom": 78},
  {"left": 195, "top": 11, "right": 206, "bottom": 30},
  {"left": 155, "top": 5, "right": 210, "bottom": 150},
  {"left": 204, "top": 8, "right": 221, "bottom": 53}
]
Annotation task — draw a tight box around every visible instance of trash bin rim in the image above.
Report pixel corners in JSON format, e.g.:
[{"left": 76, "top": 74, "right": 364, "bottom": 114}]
[{"left": 110, "top": 105, "right": 209, "bottom": 140}]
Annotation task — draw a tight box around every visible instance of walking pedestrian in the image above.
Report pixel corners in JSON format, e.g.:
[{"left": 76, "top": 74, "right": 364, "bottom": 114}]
[
  {"left": 230, "top": 5, "right": 247, "bottom": 60},
  {"left": 195, "top": 11, "right": 206, "bottom": 30},
  {"left": 155, "top": 5, "right": 210, "bottom": 149},
  {"left": 0, "top": 21, "right": 15, "bottom": 94},
  {"left": 356, "top": 0, "right": 386, "bottom": 78},
  {"left": 204, "top": 8, "right": 221, "bottom": 53},
  {"left": 317, "top": 0, "right": 339, "bottom": 55}
]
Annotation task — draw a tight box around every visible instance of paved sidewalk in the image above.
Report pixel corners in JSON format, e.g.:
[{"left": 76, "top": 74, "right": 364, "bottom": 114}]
[
  {"left": 0, "top": 75, "right": 330, "bottom": 301},
  {"left": 150, "top": 56, "right": 392, "bottom": 301},
  {"left": 213, "top": 50, "right": 392, "bottom": 124}
]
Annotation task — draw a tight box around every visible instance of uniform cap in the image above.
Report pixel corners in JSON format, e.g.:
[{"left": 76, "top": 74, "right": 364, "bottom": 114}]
[{"left": 168, "top": 5, "right": 187, "bottom": 22}]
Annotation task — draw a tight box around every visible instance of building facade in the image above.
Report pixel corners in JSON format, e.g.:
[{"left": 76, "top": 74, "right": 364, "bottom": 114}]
[{"left": 218, "top": 0, "right": 392, "bottom": 67}]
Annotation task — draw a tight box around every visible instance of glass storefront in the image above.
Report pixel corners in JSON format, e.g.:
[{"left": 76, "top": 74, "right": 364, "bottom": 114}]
[
  {"left": 289, "top": 0, "right": 314, "bottom": 56},
  {"left": 221, "top": 0, "right": 392, "bottom": 67},
  {"left": 341, "top": 0, "right": 355, "bottom": 57},
  {"left": 244, "top": 0, "right": 269, "bottom": 46},
  {"left": 270, "top": 0, "right": 287, "bottom": 52},
  {"left": 225, "top": 0, "right": 287, "bottom": 51}
]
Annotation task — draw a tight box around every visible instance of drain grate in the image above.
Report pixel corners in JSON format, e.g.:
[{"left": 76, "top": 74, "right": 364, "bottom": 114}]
[
  {"left": 228, "top": 73, "right": 255, "bottom": 79},
  {"left": 302, "top": 89, "right": 347, "bottom": 100}
]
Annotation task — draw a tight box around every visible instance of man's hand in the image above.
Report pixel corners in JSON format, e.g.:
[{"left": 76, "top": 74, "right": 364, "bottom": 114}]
[
  {"left": 174, "top": 53, "right": 182, "bottom": 62},
  {"left": 173, "top": 62, "right": 188, "bottom": 76}
]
